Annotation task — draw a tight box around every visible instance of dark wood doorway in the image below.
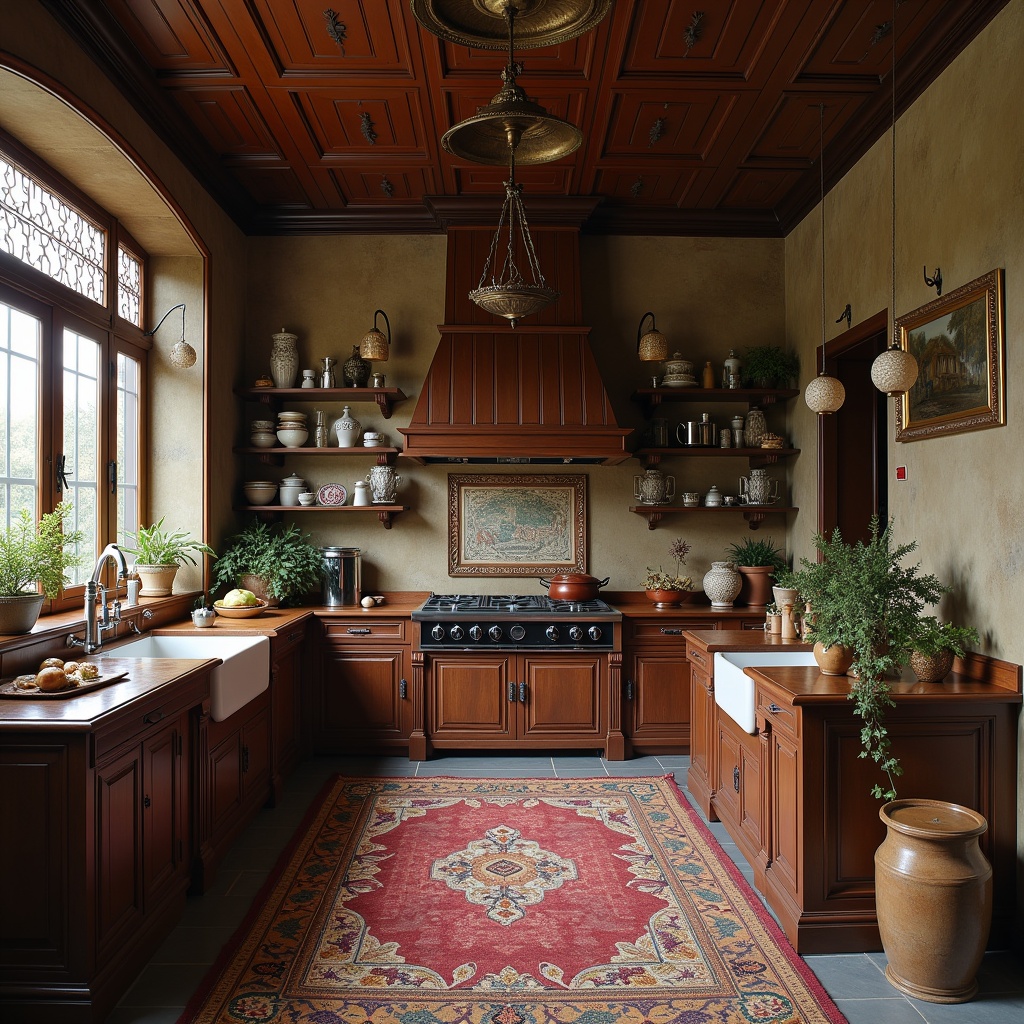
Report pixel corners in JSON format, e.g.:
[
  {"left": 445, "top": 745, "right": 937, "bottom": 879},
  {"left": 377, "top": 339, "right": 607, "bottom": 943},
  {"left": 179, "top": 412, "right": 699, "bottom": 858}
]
[{"left": 816, "top": 310, "right": 889, "bottom": 543}]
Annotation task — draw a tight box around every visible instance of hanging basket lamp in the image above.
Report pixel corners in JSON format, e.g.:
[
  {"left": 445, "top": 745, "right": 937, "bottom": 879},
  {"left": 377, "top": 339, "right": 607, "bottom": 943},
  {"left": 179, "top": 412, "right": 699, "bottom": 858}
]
[
  {"left": 636, "top": 311, "right": 669, "bottom": 362},
  {"left": 871, "top": 340, "right": 920, "bottom": 397},
  {"left": 359, "top": 309, "right": 391, "bottom": 362}
]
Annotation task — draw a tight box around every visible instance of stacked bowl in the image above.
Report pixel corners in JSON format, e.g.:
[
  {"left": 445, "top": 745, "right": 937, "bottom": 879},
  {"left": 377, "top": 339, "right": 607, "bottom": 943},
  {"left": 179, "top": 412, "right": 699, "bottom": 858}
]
[
  {"left": 276, "top": 409, "right": 308, "bottom": 447},
  {"left": 244, "top": 480, "right": 277, "bottom": 505},
  {"left": 661, "top": 353, "right": 697, "bottom": 388},
  {"left": 250, "top": 418, "right": 277, "bottom": 448}
]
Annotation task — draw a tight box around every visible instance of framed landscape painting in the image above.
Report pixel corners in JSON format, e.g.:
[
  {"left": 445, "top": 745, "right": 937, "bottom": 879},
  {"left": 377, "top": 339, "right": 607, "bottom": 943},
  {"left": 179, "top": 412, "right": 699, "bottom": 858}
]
[
  {"left": 448, "top": 474, "right": 587, "bottom": 576},
  {"left": 895, "top": 268, "right": 1005, "bottom": 442}
]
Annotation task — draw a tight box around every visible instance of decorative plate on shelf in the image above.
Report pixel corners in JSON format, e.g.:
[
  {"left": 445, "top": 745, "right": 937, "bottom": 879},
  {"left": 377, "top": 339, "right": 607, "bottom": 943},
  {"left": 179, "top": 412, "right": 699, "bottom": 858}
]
[
  {"left": 213, "top": 600, "right": 269, "bottom": 618},
  {"left": 317, "top": 482, "right": 347, "bottom": 506}
]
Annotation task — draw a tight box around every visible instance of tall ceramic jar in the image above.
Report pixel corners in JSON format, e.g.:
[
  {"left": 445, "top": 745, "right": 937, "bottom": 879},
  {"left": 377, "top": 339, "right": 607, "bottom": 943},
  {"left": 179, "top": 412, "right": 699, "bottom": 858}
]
[
  {"left": 367, "top": 464, "right": 401, "bottom": 503},
  {"left": 334, "top": 405, "right": 361, "bottom": 447},
  {"left": 343, "top": 344, "right": 370, "bottom": 387},
  {"left": 702, "top": 560, "right": 741, "bottom": 608},
  {"left": 743, "top": 405, "right": 767, "bottom": 447},
  {"left": 270, "top": 328, "right": 299, "bottom": 389},
  {"left": 875, "top": 799, "right": 992, "bottom": 1003}
]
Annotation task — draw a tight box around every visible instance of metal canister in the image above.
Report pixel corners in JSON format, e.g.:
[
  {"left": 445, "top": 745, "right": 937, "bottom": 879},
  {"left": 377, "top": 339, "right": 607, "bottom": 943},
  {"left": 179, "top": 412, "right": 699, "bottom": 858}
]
[{"left": 321, "top": 546, "right": 361, "bottom": 606}]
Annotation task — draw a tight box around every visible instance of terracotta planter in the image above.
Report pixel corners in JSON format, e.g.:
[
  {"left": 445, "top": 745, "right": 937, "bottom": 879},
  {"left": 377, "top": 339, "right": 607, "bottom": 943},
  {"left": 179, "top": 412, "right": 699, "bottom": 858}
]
[
  {"left": 875, "top": 799, "right": 991, "bottom": 1003},
  {"left": 909, "top": 648, "right": 955, "bottom": 683},
  {"left": 239, "top": 573, "right": 281, "bottom": 608},
  {"left": 135, "top": 564, "right": 179, "bottom": 597},
  {"left": 813, "top": 641, "right": 854, "bottom": 676},
  {"left": 736, "top": 565, "right": 775, "bottom": 608},
  {"left": 0, "top": 592, "right": 46, "bottom": 634}
]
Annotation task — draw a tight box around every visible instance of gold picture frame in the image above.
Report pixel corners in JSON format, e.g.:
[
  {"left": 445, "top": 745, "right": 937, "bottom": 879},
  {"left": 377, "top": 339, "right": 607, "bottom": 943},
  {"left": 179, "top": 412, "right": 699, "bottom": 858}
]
[
  {"left": 448, "top": 474, "right": 587, "bottom": 577},
  {"left": 895, "top": 268, "right": 1005, "bottom": 442}
]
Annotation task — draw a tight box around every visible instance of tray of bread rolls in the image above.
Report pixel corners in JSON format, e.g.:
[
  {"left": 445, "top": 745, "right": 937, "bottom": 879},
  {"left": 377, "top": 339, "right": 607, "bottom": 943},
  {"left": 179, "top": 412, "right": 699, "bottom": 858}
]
[{"left": 0, "top": 657, "right": 128, "bottom": 699}]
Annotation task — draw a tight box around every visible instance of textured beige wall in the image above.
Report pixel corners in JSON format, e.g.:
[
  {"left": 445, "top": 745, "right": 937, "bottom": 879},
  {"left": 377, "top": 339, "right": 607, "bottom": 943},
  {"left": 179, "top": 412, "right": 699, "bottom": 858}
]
[
  {"left": 242, "top": 235, "right": 787, "bottom": 593},
  {"left": 785, "top": 1, "right": 1024, "bottom": 923}
]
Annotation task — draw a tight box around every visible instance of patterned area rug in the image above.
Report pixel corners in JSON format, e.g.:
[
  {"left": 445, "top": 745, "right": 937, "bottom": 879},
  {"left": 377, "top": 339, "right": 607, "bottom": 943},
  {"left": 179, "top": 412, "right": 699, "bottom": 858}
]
[{"left": 179, "top": 776, "right": 846, "bottom": 1024}]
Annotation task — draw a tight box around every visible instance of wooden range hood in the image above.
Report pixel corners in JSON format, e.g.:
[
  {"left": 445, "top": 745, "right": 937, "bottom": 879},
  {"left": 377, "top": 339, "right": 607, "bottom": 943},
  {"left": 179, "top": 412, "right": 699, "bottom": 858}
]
[{"left": 399, "top": 199, "right": 632, "bottom": 465}]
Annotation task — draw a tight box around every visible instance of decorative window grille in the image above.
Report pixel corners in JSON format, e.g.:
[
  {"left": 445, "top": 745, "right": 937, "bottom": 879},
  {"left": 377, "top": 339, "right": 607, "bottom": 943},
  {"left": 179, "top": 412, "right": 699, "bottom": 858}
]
[
  {"left": 117, "top": 246, "right": 142, "bottom": 326},
  {"left": 0, "top": 154, "right": 106, "bottom": 303}
]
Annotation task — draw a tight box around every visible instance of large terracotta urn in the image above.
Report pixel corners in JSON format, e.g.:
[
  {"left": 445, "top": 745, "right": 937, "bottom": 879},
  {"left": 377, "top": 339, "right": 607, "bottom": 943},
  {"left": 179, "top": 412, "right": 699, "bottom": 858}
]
[
  {"left": 812, "top": 641, "right": 854, "bottom": 676},
  {"left": 875, "top": 799, "right": 992, "bottom": 1003}
]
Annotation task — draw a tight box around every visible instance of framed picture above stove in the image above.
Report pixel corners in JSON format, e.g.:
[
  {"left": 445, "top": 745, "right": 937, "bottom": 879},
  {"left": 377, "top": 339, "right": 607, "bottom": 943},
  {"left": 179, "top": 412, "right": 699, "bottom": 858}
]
[{"left": 448, "top": 474, "right": 587, "bottom": 577}]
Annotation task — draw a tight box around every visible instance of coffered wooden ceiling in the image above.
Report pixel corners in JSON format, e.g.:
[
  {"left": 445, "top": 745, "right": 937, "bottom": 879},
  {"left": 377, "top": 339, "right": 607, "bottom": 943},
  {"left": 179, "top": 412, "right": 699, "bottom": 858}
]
[{"left": 45, "top": 0, "right": 1009, "bottom": 235}]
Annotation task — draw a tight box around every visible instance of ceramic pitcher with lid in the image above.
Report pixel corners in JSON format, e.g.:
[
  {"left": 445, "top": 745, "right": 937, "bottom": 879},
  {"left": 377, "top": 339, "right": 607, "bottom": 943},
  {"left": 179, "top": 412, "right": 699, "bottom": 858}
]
[
  {"left": 739, "top": 467, "right": 779, "bottom": 505},
  {"left": 633, "top": 468, "right": 675, "bottom": 505}
]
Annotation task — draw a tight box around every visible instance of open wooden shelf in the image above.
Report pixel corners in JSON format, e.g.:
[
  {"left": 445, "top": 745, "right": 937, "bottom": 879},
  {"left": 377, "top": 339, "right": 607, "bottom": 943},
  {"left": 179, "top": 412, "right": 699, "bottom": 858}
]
[
  {"left": 629, "top": 505, "right": 798, "bottom": 531},
  {"left": 234, "top": 504, "right": 408, "bottom": 529},
  {"left": 236, "top": 386, "right": 407, "bottom": 419}
]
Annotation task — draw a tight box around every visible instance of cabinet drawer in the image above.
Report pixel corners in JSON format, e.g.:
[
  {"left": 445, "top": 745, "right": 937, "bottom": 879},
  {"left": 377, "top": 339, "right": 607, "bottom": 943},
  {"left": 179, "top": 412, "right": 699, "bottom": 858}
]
[
  {"left": 627, "top": 617, "right": 718, "bottom": 642},
  {"left": 322, "top": 619, "right": 407, "bottom": 642},
  {"left": 686, "top": 645, "right": 711, "bottom": 672},
  {"left": 756, "top": 686, "right": 799, "bottom": 740}
]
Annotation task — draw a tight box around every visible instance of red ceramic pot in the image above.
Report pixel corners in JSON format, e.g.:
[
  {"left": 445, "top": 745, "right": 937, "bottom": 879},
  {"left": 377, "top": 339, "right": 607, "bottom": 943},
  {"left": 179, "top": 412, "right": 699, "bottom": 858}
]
[{"left": 540, "top": 573, "right": 609, "bottom": 601}]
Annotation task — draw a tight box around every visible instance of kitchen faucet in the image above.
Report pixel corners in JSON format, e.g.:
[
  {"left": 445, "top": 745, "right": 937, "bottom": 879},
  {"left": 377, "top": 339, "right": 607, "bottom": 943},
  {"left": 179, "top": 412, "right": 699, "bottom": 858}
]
[{"left": 67, "top": 543, "right": 131, "bottom": 654}]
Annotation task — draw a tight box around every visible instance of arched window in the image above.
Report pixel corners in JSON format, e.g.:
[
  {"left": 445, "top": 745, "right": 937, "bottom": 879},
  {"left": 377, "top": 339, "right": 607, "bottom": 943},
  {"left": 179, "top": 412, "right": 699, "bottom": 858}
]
[{"left": 1, "top": 131, "right": 147, "bottom": 607}]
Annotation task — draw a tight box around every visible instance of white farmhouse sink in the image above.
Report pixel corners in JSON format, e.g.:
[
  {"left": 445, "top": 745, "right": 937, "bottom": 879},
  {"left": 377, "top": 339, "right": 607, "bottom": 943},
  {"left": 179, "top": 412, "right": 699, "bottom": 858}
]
[
  {"left": 102, "top": 634, "right": 270, "bottom": 722},
  {"left": 713, "top": 650, "right": 817, "bottom": 734}
]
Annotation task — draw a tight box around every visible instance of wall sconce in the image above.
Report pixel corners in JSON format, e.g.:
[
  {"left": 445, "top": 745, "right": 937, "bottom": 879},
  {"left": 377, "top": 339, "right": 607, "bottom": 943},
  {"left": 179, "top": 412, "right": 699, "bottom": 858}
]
[
  {"left": 636, "top": 311, "right": 669, "bottom": 362},
  {"left": 359, "top": 309, "right": 391, "bottom": 361},
  {"left": 143, "top": 302, "right": 196, "bottom": 369}
]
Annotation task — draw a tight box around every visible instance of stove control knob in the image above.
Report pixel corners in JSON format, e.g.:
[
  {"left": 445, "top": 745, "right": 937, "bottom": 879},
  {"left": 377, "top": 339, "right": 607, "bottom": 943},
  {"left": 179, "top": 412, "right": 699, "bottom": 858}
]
[
  {"left": 545, "top": 625, "right": 560, "bottom": 642},
  {"left": 510, "top": 624, "right": 526, "bottom": 641},
  {"left": 488, "top": 625, "right": 503, "bottom": 642},
  {"left": 588, "top": 625, "right": 603, "bottom": 642},
  {"left": 449, "top": 624, "right": 464, "bottom": 641},
  {"left": 469, "top": 625, "right": 483, "bottom": 641},
  {"left": 431, "top": 624, "right": 445, "bottom": 641},
  {"left": 569, "top": 625, "right": 584, "bottom": 642}
]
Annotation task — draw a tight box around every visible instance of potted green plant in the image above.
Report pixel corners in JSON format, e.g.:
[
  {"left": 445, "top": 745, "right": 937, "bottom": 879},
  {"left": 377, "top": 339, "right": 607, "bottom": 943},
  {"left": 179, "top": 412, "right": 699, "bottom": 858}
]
[
  {"left": 742, "top": 344, "right": 800, "bottom": 388},
  {"left": 725, "top": 535, "right": 786, "bottom": 608},
  {"left": 212, "top": 519, "right": 324, "bottom": 607},
  {"left": 0, "top": 502, "right": 84, "bottom": 634},
  {"left": 121, "top": 517, "right": 215, "bottom": 597},
  {"left": 787, "top": 515, "right": 947, "bottom": 799},
  {"left": 907, "top": 618, "right": 980, "bottom": 683},
  {"left": 643, "top": 537, "right": 693, "bottom": 609}
]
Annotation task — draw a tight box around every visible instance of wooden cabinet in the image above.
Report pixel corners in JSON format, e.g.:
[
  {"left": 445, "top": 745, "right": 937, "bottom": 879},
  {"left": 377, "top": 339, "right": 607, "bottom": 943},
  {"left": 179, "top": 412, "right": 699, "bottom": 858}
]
[
  {"left": 427, "top": 651, "right": 606, "bottom": 753},
  {"left": 712, "top": 706, "right": 762, "bottom": 868},
  {"left": 268, "top": 619, "right": 308, "bottom": 801},
  {"left": 312, "top": 616, "right": 412, "bottom": 753},
  {"left": 0, "top": 662, "right": 208, "bottom": 1023},
  {"left": 686, "top": 640, "right": 716, "bottom": 817}
]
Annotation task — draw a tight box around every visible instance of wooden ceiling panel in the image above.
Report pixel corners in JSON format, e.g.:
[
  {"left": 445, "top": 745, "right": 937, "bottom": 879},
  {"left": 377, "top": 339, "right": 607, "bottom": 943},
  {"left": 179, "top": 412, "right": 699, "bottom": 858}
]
[
  {"left": 104, "top": 0, "right": 233, "bottom": 74},
  {"left": 291, "top": 89, "right": 430, "bottom": 159},
  {"left": 249, "top": 0, "right": 409, "bottom": 74},
  {"left": 171, "top": 85, "right": 280, "bottom": 156},
  {"left": 47, "top": 0, "right": 1010, "bottom": 234}
]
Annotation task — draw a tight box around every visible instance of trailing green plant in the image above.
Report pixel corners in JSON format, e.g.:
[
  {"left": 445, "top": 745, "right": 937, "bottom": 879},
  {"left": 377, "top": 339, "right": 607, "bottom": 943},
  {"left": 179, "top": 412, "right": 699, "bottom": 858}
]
[
  {"left": 643, "top": 537, "right": 693, "bottom": 592},
  {"left": 788, "top": 515, "right": 948, "bottom": 800},
  {"left": 121, "top": 517, "right": 215, "bottom": 566},
  {"left": 0, "top": 502, "right": 84, "bottom": 597},
  {"left": 212, "top": 519, "right": 324, "bottom": 605},
  {"left": 742, "top": 344, "right": 800, "bottom": 387},
  {"left": 725, "top": 535, "right": 786, "bottom": 571},
  {"left": 910, "top": 617, "right": 979, "bottom": 658}
]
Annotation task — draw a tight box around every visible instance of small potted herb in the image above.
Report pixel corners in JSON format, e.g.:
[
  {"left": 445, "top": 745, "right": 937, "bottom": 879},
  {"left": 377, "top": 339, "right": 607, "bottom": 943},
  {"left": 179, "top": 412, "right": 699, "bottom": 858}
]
[
  {"left": 725, "top": 535, "right": 786, "bottom": 608},
  {"left": 643, "top": 537, "right": 693, "bottom": 609},
  {"left": 743, "top": 345, "right": 800, "bottom": 388},
  {"left": 908, "top": 618, "right": 979, "bottom": 683},
  {"left": 121, "top": 517, "right": 215, "bottom": 597},
  {"left": 0, "top": 502, "right": 83, "bottom": 634}
]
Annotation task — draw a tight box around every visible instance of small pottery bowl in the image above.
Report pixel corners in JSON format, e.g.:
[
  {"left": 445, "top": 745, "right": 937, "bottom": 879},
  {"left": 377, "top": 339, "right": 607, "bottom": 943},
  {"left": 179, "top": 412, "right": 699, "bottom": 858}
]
[
  {"left": 277, "top": 410, "right": 307, "bottom": 422},
  {"left": 681, "top": 492, "right": 700, "bottom": 506},
  {"left": 244, "top": 481, "right": 277, "bottom": 505},
  {"left": 250, "top": 419, "right": 274, "bottom": 432},
  {"left": 276, "top": 427, "right": 308, "bottom": 447},
  {"left": 297, "top": 492, "right": 316, "bottom": 506},
  {"left": 250, "top": 430, "right": 278, "bottom": 448}
]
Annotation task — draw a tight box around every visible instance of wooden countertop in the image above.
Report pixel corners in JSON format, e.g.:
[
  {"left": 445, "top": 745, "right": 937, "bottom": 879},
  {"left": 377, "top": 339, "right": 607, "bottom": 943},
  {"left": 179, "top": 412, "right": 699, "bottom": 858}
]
[
  {"left": 684, "top": 628, "right": 812, "bottom": 652},
  {"left": 0, "top": 656, "right": 216, "bottom": 728}
]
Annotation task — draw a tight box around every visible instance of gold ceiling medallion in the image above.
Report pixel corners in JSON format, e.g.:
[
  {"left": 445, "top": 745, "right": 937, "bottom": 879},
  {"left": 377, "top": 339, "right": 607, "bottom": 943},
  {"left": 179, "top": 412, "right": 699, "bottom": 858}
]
[{"left": 410, "top": 0, "right": 612, "bottom": 50}]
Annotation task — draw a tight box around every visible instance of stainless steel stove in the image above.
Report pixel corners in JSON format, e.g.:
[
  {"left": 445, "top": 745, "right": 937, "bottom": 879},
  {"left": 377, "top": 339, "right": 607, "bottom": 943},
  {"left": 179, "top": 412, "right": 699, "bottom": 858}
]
[{"left": 413, "top": 593, "right": 620, "bottom": 650}]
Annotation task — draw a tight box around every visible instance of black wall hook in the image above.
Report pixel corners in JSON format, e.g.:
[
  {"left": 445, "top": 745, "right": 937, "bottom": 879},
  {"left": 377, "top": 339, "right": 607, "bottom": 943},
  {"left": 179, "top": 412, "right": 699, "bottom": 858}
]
[
  {"left": 923, "top": 266, "right": 942, "bottom": 296},
  {"left": 835, "top": 303, "right": 852, "bottom": 329}
]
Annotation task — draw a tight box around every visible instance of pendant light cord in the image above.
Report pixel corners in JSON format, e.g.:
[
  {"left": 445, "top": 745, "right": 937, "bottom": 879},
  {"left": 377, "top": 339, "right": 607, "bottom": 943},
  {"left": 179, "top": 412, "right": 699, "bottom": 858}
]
[
  {"left": 891, "top": 0, "right": 897, "bottom": 345},
  {"left": 819, "top": 103, "right": 826, "bottom": 375}
]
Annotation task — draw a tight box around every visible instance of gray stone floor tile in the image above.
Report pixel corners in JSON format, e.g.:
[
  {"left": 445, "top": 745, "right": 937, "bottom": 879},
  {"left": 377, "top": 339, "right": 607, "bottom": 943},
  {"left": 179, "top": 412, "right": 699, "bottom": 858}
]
[
  {"left": 833, "top": 997, "right": 928, "bottom": 1024},
  {"left": 655, "top": 755, "right": 692, "bottom": 767},
  {"left": 802, "top": 953, "right": 892, "bottom": 999},
  {"left": 104, "top": 1008, "right": 185, "bottom": 1024},
  {"left": 118, "top": 964, "right": 210, "bottom": 1006},
  {"left": 150, "top": 924, "right": 235, "bottom": 965}
]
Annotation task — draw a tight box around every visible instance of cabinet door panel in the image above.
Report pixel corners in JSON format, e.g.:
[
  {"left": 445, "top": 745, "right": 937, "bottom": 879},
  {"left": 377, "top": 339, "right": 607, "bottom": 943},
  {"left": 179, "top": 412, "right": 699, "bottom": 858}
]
[
  {"left": 319, "top": 649, "right": 408, "bottom": 740},
  {"left": 769, "top": 729, "right": 800, "bottom": 900},
  {"left": 714, "top": 717, "right": 741, "bottom": 828},
  {"left": 96, "top": 749, "right": 143, "bottom": 953},
  {"left": 630, "top": 653, "right": 690, "bottom": 743},
  {"left": 210, "top": 733, "right": 242, "bottom": 826},
  {"left": 143, "top": 721, "right": 183, "bottom": 900},
  {"left": 242, "top": 708, "right": 271, "bottom": 798},
  {"left": 522, "top": 656, "right": 603, "bottom": 739},
  {"left": 430, "top": 656, "right": 512, "bottom": 738}
]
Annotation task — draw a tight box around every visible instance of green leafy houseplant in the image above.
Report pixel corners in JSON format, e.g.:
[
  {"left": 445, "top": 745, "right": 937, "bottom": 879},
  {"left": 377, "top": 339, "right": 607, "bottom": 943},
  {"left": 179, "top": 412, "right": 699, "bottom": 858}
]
[
  {"left": 742, "top": 344, "right": 800, "bottom": 388},
  {"left": 726, "top": 536, "right": 786, "bottom": 570},
  {"left": 121, "top": 517, "right": 215, "bottom": 567},
  {"left": 212, "top": 520, "right": 324, "bottom": 606},
  {"left": 907, "top": 617, "right": 980, "bottom": 683},
  {"left": 788, "top": 516, "right": 948, "bottom": 800},
  {"left": 0, "top": 502, "right": 83, "bottom": 597}
]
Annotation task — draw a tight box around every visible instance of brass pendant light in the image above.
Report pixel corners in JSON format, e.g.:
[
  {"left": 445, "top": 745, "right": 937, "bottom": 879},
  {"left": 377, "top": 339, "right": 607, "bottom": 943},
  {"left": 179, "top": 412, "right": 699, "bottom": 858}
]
[
  {"left": 410, "top": 0, "right": 612, "bottom": 50},
  {"left": 804, "top": 104, "right": 845, "bottom": 415},
  {"left": 441, "top": 3, "right": 582, "bottom": 165}
]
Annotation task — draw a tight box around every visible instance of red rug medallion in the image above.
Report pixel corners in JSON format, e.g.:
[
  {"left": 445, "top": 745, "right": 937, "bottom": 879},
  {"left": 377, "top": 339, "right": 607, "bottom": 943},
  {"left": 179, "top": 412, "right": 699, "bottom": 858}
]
[{"left": 180, "top": 776, "right": 846, "bottom": 1024}]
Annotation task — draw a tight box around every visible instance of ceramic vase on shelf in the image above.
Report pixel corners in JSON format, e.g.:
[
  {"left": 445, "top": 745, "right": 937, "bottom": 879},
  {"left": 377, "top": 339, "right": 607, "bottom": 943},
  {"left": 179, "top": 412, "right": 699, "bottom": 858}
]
[
  {"left": 367, "top": 463, "right": 401, "bottom": 503},
  {"left": 343, "top": 344, "right": 370, "bottom": 387},
  {"left": 270, "top": 328, "right": 299, "bottom": 389},
  {"left": 334, "top": 405, "right": 361, "bottom": 447},
  {"left": 743, "top": 405, "right": 767, "bottom": 447},
  {"left": 702, "top": 561, "right": 741, "bottom": 608},
  {"left": 634, "top": 468, "right": 675, "bottom": 505}
]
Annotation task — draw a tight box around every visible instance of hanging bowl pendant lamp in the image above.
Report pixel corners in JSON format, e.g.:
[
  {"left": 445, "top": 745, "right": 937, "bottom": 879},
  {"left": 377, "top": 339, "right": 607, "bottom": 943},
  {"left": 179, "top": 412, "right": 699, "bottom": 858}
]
[
  {"left": 805, "top": 103, "right": 845, "bottom": 415},
  {"left": 871, "top": 1, "right": 920, "bottom": 398}
]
